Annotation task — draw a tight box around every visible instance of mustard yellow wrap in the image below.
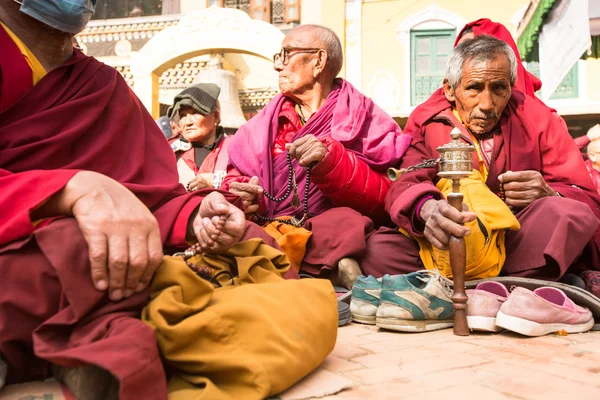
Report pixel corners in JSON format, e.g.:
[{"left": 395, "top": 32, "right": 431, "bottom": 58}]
[
  {"left": 412, "top": 170, "right": 520, "bottom": 280},
  {"left": 142, "top": 238, "right": 337, "bottom": 400},
  {"left": 263, "top": 220, "right": 312, "bottom": 271}
]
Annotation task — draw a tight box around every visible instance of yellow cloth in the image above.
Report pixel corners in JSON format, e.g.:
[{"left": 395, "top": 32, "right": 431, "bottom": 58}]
[
  {"left": 0, "top": 22, "right": 46, "bottom": 85},
  {"left": 142, "top": 238, "right": 337, "bottom": 400},
  {"left": 410, "top": 170, "right": 520, "bottom": 280},
  {"left": 262, "top": 220, "right": 312, "bottom": 271}
]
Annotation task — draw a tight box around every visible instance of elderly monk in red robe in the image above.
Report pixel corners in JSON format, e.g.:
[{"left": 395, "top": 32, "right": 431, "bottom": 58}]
[
  {"left": 222, "top": 25, "right": 411, "bottom": 287},
  {"left": 384, "top": 35, "right": 600, "bottom": 295},
  {"left": 0, "top": 1, "right": 340, "bottom": 399},
  {"left": 455, "top": 18, "right": 542, "bottom": 97}
]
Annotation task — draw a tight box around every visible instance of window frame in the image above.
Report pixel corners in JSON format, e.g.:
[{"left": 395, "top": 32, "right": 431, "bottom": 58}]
[
  {"left": 410, "top": 28, "right": 456, "bottom": 106},
  {"left": 249, "top": 0, "right": 270, "bottom": 22},
  {"left": 284, "top": 0, "right": 300, "bottom": 23}
]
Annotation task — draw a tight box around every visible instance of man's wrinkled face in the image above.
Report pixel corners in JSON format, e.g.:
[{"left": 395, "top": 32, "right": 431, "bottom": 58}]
[
  {"left": 178, "top": 106, "right": 216, "bottom": 143},
  {"left": 274, "top": 32, "right": 319, "bottom": 97},
  {"left": 445, "top": 54, "right": 512, "bottom": 136}
]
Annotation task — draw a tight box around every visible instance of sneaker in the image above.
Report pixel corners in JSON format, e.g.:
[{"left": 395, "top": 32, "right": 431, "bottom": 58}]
[
  {"left": 330, "top": 258, "right": 362, "bottom": 290},
  {"left": 466, "top": 281, "right": 509, "bottom": 332},
  {"left": 495, "top": 287, "right": 594, "bottom": 337},
  {"left": 375, "top": 270, "right": 455, "bottom": 332},
  {"left": 580, "top": 270, "right": 600, "bottom": 298},
  {"left": 350, "top": 275, "right": 382, "bottom": 325}
]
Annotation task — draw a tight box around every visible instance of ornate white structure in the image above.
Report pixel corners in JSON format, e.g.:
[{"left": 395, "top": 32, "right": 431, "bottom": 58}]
[{"left": 131, "top": 6, "right": 285, "bottom": 117}]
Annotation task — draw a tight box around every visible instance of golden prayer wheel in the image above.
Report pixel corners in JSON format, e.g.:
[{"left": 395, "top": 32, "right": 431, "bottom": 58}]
[
  {"left": 437, "top": 127, "right": 475, "bottom": 336},
  {"left": 437, "top": 128, "right": 475, "bottom": 180}
]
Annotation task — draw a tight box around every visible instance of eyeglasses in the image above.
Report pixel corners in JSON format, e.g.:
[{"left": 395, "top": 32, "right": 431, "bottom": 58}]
[{"left": 273, "top": 47, "right": 324, "bottom": 65}]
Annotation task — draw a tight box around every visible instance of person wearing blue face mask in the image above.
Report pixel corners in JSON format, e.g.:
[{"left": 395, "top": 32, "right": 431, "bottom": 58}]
[
  {"left": 0, "top": 1, "right": 339, "bottom": 400},
  {"left": 13, "top": 0, "right": 96, "bottom": 34}
]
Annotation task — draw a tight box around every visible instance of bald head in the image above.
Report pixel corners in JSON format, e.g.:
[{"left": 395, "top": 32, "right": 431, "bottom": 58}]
[{"left": 287, "top": 24, "right": 343, "bottom": 79}]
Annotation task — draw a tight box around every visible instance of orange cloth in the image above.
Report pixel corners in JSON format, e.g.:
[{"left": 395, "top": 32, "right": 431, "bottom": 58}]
[
  {"left": 262, "top": 220, "right": 313, "bottom": 271},
  {"left": 142, "top": 238, "right": 337, "bottom": 400}
]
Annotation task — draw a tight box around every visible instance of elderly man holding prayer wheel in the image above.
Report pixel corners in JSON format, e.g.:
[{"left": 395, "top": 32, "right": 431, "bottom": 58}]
[
  {"left": 221, "top": 24, "right": 411, "bottom": 288},
  {"left": 350, "top": 35, "right": 600, "bottom": 333}
]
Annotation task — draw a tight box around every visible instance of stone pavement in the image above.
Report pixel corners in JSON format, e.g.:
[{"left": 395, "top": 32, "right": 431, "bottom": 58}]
[{"left": 318, "top": 323, "right": 600, "bottom": 400}]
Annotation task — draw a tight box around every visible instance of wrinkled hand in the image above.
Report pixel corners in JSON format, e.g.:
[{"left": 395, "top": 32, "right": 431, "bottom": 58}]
[
  {"left": 187, "top": 173, "right": 213, "bottom": 192},
  {"left": 587, "top": 124, "right": 600, "bottom": 142},
  {"left": 498, "top": 170, "right": 555, "bottom": 209},
  {"left": 228, "top": 176, "right": 263, "bottom": 214},
  {"left": 285, "top": 134, "right": 327, "bottom": 167},
  {"left": 420, "top": 199, "right": 477, "bottom": 250},
  {"left": 39, "top": 171, "right": 164, "bottom": 301},
  {"left": 193, "top": 191, "right": 246, "bottom": 254}
]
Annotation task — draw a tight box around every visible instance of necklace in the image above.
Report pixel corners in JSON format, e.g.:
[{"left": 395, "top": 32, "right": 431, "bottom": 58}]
[{"left": 254, "top": 152, "right": 312, "bottom": 227}]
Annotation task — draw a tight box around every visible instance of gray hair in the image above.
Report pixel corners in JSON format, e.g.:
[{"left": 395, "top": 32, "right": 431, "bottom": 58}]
[
  {"left": 291, "top": 24, "right": 344, "bottom": 78},
  {"left": 445, "top": 35, "right": 518, "bottom": 89}
]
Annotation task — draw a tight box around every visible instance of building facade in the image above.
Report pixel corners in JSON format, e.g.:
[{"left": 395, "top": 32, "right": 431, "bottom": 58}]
[{"left": 79, "top": 0, "right": 599, "bottom": 134}]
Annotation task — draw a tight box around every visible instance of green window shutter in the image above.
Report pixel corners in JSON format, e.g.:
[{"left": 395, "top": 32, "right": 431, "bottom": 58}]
[
  {"left": 525, "top": 61, "right": 578, "bottom": 99},
  {"left": 410, "top": 29, "right": 456, "bottom": 106}
]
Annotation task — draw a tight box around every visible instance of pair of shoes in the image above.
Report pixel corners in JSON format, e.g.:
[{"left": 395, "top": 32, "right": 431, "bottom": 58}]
[
  {"left": 580, "top": 270, "right": 600, "bottom": 298},
  {"left": 351, "top": 270, "right": 455, "bottom": 332},
  {"left": 330, "top": 258, "right": 362, "bottom": 290},
  {"left": 467, "top": 282, "right": 595, "bottom": 336}
]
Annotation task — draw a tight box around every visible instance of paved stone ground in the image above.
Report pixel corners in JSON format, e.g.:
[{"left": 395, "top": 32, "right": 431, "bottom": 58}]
[{"left": 317, "top": 323, "right": 600, "bottom": 400}]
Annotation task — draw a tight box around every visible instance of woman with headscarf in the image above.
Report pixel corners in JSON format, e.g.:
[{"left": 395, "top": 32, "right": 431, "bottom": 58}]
[{"left": 168, "top": 83, "right": 231, "bottom": 191}]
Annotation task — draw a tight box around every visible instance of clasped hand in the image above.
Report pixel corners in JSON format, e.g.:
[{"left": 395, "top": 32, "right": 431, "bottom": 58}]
[
  {"left": 191, "top": 191, "right": 246, "bottom": 254},
  {"left": 285, "top": 134, "right": 327, "bottom": 167},
  {"left": 498, "top": 170, "right": 555, "bottom": 209}
]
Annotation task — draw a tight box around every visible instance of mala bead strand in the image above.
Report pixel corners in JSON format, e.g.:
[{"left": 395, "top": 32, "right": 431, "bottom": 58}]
[
  {"left": 255, "top": 152, "right": 313, "bottom": 227},
  {"left": 179, "top": 242, "right": 213, "bottom": 279},
  {"left": 263, "top": 153, "right": 295, "bottom": 202}
]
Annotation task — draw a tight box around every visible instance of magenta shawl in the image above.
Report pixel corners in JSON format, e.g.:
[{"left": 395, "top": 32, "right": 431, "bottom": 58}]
[{"left": 228, "top": 78, "right": 410, "bottom": 218}]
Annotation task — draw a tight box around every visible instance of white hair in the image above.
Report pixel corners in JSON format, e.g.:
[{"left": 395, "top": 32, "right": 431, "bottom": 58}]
[{"left": 446, "top": 35, "right": 518, "bottom": 89}]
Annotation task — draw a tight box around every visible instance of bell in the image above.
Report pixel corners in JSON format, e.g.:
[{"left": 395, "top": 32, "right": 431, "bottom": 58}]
[{"left": 194, "top": 55, "right": 247, "bottom": 131}]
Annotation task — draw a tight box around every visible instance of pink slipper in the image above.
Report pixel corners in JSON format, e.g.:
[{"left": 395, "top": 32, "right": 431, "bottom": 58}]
[
  {"left": 466, "top": 281, "right": 510, "bottom": 332},
  {"left": 496, "top": 286, "right": 594, "bottom": 336}
]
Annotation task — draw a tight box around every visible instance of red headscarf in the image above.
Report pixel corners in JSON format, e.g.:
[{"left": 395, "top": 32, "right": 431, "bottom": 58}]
[{"left": 455, "top": 18, "right": 542, "bottom": 97}]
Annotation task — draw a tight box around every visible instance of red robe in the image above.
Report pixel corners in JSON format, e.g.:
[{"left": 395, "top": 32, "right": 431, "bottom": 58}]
[
  {"left": 385, "top": 89, "right": 600, "bottom": 275},
  {"left": 0, "top": 25, "right": 238, "bottom": 397}
]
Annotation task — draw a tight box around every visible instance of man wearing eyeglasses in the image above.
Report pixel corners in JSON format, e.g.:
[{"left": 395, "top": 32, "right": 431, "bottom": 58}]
[{"left": 222, "top": 25, "right": 411, "bottom": 288}]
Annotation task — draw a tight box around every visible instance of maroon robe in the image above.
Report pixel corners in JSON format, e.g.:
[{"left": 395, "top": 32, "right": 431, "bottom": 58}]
[
  {"left": 0, "top": 25, "right": 241, "bottom": 398},
  {"left": 381, "top": 89, "right": 600, "bottom": 279}
]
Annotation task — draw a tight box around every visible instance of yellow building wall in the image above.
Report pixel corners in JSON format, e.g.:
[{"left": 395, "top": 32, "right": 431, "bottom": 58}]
[
  {"left": 586, "top": 57, "right": 600, "bottom": 100},
  {"left": 359, "top": 0, "right": 530, "bottom": 114}
]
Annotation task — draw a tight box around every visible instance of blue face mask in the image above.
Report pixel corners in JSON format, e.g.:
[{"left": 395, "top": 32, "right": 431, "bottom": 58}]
[{"left": 14, "top": 0, "right": 97, "bottom": 34}]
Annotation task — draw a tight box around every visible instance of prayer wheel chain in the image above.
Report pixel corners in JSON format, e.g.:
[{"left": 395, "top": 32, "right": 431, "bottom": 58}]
[{"left": 255, "top": 152, "right": 312, "bottom": 227}]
